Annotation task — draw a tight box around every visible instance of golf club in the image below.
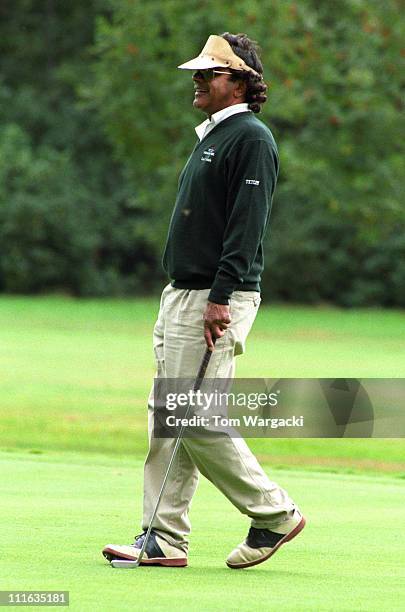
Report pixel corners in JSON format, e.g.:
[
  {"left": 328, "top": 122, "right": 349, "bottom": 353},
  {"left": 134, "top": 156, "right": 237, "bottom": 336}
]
[{"left": 111, "top": 341, "right": 215, "bottom": 568}]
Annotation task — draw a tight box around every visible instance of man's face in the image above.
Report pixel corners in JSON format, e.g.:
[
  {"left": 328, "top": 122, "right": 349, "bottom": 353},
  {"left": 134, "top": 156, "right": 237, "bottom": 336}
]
[{"left": 192, "top": 69, "right": 244, "bottom": 116}]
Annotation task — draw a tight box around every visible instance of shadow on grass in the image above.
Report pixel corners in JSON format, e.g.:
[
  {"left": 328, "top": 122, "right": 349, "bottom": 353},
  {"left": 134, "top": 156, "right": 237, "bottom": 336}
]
[{"left": 100, "top": 562, "right": 308, "bottom": 578}]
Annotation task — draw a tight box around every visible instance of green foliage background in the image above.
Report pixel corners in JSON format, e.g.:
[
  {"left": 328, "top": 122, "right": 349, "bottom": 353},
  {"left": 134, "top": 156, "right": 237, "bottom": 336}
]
[{"left": 0, "top": 0, "right": 404, "bottom": 304}]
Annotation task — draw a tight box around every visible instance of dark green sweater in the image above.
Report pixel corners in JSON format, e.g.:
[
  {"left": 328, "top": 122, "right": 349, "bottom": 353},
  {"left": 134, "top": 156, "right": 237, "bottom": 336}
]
[{"left": 162, "top": 112, "right": 279, "bottom": 304}]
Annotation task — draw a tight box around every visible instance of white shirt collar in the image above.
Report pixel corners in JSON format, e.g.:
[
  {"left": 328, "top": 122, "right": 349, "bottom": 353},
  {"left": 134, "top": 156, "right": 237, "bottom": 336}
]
[{"left": 195, "top": 103, "right": 250, "bottom": 141}]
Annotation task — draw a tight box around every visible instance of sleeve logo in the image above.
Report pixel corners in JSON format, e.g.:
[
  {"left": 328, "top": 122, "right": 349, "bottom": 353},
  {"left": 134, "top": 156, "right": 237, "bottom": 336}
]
[{"left": 245, "top": 179, "right": 260, "bottom": 185}]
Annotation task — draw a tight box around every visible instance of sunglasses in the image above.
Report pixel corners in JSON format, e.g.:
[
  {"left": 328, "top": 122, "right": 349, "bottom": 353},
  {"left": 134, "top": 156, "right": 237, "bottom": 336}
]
[{"left": 193, "top": 69, "right": 233, "bottom": 81}]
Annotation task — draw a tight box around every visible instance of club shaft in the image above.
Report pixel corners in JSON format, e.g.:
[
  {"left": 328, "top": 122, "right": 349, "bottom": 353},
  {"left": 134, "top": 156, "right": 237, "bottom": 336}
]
[{"left": 136, "top": 345, "right": 214, "bottom": 565}]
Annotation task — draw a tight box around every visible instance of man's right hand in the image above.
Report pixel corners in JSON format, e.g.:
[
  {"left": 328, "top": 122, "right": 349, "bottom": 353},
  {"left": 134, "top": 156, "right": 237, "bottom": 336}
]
[{"left": 203, "top": 301, "right": 231, "bottom": 351}]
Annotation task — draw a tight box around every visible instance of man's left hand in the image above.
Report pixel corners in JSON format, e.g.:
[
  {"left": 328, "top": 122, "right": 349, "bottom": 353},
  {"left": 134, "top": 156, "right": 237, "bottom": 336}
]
[{"left": 203, "top": 301, "right": 231, "bottom": 351}]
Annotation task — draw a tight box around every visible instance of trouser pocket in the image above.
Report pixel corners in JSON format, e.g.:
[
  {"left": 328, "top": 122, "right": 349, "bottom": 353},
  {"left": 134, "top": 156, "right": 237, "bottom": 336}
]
[{"left": 229, "top": 292, "right": 261, "bottom": 356}]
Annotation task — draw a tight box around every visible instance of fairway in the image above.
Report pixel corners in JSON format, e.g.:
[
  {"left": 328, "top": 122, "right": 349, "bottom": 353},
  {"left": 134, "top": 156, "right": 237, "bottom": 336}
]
[
  {"left": 1, "top": 296, "right": 405, "bottom": 471},
  {"left": 1, "top": 297, "right": 404, "bottom": 609},
  {"left": 1, "top": 451, "right": 404, "bottom": 612}
]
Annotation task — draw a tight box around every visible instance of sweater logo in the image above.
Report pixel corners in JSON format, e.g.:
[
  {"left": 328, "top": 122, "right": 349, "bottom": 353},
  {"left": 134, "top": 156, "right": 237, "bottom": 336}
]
[
  {"left": 201, "top": 146, "right": 215, "bottom": 163},
  {"left": 245, "top": 179, "right": 260, "bottom": 185}
]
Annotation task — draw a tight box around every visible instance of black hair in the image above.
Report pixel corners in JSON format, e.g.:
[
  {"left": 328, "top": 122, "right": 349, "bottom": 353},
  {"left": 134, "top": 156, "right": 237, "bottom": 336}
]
[{"left": 220, "top": 32, "right": 267, "bottom": 113}]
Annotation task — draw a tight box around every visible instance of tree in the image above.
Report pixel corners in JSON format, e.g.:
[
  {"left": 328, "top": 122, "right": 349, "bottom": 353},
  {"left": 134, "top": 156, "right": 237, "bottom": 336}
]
[{"left": 89, "top": 0, "right": 405, "bottom": 305}]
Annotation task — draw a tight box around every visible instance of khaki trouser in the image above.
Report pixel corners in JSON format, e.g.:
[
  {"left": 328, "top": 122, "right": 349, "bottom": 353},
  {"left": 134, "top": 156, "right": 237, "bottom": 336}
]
[{"left": 142, "top": 284, "right": 296, "bottom": 552}]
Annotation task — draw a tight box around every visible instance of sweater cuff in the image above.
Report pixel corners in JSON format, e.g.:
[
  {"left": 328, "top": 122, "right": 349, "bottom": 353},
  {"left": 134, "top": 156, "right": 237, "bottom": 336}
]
[
  {"left": 208, "top": 270, "right": 240, "bottom": 305},
  {"left": 207, "top": 290, "right": 230, "bottom": 305}
]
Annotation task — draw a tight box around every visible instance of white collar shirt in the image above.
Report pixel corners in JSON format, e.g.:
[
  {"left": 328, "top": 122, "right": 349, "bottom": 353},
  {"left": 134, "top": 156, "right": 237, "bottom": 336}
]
[{"left": 194, "top": 103, "right": 251, "bottom": 141}]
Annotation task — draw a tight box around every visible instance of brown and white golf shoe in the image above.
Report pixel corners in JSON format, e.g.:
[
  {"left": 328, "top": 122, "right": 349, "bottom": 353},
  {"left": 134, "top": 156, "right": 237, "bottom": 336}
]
[
  {"left": 226, "top": 509, "right": 306, "bottom": 569},
  {"left": 102, "top": 531, "right": 187, "bottom": 567}
]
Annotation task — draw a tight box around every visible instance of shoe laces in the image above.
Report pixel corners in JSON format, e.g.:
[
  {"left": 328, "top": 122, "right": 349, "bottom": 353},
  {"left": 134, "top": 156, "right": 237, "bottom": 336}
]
[{"left": 131, "top": 532, "right": 147, "bottom": 548}]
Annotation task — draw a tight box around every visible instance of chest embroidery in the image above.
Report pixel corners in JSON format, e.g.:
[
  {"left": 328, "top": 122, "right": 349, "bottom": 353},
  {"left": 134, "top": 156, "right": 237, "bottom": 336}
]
[{"left": 201, "top": 146, "right": 215, "bottom": 163}]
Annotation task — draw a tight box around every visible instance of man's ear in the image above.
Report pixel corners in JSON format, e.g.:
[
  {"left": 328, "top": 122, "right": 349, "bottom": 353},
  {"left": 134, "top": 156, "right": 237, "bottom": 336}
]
[{"left": 233, "top": 79, "right": 247, "bottom": 100}]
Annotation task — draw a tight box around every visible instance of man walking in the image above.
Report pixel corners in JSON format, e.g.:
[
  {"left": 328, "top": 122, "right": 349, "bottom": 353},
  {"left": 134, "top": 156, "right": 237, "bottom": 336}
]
[{"left": 103, "top": 32, "right": 305, "bottom": 569}]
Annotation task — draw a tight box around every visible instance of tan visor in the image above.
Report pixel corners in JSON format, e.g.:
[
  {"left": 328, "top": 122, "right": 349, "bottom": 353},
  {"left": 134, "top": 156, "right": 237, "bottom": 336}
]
[{"left": 178, "top": 35, "right": 260, "bottom": 77}]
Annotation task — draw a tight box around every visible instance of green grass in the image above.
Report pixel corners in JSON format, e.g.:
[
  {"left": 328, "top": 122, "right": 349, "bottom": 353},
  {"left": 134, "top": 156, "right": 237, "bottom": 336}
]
[
  {"left": 1, "top": 296, "right": 405, "bottom": 472},
  {"left": 1, "top": 298, "right": 404, "bottom": 609},
  {"left": 1, "top": 450, "right": 404, "bottom": 612}
]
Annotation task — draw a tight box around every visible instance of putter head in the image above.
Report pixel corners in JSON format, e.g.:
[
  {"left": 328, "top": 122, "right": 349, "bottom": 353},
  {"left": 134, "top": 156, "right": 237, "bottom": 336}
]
[{"left": 110, "top": 559, "right": 140, "bottom": 568}]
